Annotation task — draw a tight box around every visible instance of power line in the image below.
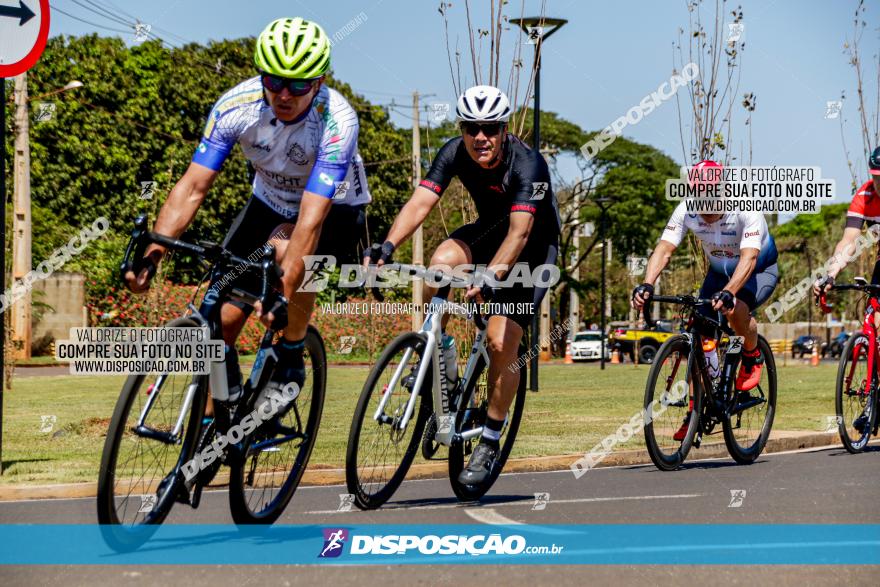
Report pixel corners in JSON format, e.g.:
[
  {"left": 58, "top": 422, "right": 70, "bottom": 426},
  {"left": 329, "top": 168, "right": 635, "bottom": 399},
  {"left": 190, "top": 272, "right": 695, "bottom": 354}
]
[
  {"left": 90, "top": 0, "right": 138, "bottom": 23},
  {"left": 70, "top": 0, "right": 131, "bottom": 27},
  {"left": 52, "top": 5, "right": 132, "bottom": 34}
]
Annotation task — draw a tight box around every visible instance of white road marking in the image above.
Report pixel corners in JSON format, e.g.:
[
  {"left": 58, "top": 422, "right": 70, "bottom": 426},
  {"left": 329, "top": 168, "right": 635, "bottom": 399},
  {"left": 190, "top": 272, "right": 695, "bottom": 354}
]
[
  {"left": 464, "top": 508, "right": 523, "bottom": 525},
  {"left": 1, "top": 441, "right": 875, "bottom": 504},
  {"left": 305, "top": 493, "right": 705, "bottom": 515}
]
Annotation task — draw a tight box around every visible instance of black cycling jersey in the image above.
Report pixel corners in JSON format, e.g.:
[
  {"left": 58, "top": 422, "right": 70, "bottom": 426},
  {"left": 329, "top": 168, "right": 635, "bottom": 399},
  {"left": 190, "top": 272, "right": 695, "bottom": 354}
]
[{"left": 420, "top": 134, "right": 561, "bottom": 241}]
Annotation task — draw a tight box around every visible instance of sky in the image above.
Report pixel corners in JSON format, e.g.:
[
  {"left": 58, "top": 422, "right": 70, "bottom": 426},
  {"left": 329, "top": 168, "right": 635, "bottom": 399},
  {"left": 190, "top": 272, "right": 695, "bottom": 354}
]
[{"left": 43, "top": 0, "right": 880, "bottom": 206}]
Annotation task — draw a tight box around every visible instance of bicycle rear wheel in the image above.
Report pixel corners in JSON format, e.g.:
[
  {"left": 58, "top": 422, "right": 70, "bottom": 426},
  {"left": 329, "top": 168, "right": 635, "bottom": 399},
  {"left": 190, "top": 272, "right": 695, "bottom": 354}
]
[
  {"left": 643, "top": 334, "right": 702, "bottom": 471},
  {"left": 96, "top": 317, "right": 208, "bottom": 550},
  {"left": 345, "top": 332, "right": 431, "bottom": 510},
  {"left": 723, "top": 336, "right": 777, "bottom": 463},
  {"left": 835, "top": 332, "right": 875, "bottom": 453},
  {"left": 229, "top": 326, "right": 327, "bottom": 524},
  {"left": 447, "top": 351, "right": 527, "bottom": 501}
]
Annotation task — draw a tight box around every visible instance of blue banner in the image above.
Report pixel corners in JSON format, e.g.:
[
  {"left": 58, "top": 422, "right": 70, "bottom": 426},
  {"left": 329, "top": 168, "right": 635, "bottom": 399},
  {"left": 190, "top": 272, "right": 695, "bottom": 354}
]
[{"left": 0, "top": 524, "right": 877, "bottom": 565}]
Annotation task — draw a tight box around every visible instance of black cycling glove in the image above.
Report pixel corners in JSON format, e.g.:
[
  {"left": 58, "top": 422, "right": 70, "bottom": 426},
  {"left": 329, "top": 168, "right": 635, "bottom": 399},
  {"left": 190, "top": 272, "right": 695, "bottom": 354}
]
[
  {"left": 815, "top": 275, "right": 834, "bottom": 294},
  {"left": 712, "top": 289, "right": 736, "bottom": 311},
  {"left": 632, "top": 283, "right": 654, "bottom": 303},
  {"left": 364, "top": 241, "right": 395, "bottom": 265}
]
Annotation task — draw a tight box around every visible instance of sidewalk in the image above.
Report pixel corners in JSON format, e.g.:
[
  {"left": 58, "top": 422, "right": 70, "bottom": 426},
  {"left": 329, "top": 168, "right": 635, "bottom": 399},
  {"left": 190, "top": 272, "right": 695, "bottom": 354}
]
[{"left": 0, "top": 430, "right": 845, "bottom": 501}]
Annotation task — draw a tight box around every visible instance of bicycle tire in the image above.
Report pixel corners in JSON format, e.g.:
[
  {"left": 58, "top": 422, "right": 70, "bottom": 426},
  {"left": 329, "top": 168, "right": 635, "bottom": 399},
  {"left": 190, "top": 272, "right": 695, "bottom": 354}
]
[
  {"left": 722, "top": 335, "right": 777, "bottom": 464},
  {"left": 835, "top": 331, "right": 875, "bottom": 453},
  {"left": 643, "top": 334, "right": 703, "bottom": 471},
  {"left": 447, "top": 351, "right": 527, "bottom": 501},
  {"left": 96, "top": 317, "right": 208, "bottom": 551},
  {"left": 228, "top": 326, "right": 327, "bottom": 524},
  {"left": 345, "top": 332, "right": 431, "bottom": 510}
]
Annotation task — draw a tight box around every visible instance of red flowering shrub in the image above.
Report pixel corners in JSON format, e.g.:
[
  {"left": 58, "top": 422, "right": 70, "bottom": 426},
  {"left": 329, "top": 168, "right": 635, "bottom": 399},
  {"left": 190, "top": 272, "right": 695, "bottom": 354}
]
[{"left": 87, "top": 287, "right": 478, "bottom": 358}]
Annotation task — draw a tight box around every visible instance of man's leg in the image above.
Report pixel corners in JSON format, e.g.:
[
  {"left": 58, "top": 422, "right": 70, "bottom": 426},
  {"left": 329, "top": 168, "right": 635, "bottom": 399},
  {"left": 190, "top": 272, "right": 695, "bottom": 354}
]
[
  {"left": 424, "top": 238, "right": 472, "bottom": 329},
  {"left": 262, "top": 224, "right": 316, "bottom": 394},
  {"left": 485, "top": 316, "right": 525, "bottom": 422},
  {"left": 726, "top": 300, "right": 758, "bottom": 349}
]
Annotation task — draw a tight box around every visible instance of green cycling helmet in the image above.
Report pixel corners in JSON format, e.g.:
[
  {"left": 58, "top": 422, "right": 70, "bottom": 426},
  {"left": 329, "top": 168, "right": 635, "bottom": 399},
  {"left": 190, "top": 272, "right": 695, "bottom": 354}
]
[{"left": 254, "top": 17, "right": 330, "bottom": 79}]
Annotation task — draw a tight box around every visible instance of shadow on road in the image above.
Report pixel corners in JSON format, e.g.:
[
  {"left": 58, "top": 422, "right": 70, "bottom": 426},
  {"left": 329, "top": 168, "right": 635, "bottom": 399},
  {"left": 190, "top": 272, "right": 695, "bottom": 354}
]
[{"left": 383, "top": 493, "right": 533, "bottom": 510}]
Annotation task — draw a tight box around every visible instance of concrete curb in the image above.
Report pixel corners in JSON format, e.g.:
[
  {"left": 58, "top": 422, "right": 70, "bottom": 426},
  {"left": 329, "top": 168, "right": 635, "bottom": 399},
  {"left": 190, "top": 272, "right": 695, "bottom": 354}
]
[{"left": 0, "top": 431, "right": 845, "bottom": 502}]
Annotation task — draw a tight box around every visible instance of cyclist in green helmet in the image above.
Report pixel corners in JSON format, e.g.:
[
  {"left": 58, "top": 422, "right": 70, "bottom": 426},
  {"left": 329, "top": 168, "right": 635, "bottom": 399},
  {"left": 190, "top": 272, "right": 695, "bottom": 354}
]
[{"left": 124, "top": 17, "right": 370, "bottom": 407}]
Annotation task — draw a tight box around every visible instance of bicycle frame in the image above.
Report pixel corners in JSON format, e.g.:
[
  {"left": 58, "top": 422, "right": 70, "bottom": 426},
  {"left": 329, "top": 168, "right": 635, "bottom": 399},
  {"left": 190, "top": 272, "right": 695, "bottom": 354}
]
[
  {"left": 648, "top": 296, "right": 758, "bottom": 424},
  {"left": 122, "top": 215, "right": 288, "bottom": 449},
  {"left": 820, "top": 283, "right": 880, "bottom": 402},
  {"left": 372, "top": 296, "right": 490, "bottom": 447}
]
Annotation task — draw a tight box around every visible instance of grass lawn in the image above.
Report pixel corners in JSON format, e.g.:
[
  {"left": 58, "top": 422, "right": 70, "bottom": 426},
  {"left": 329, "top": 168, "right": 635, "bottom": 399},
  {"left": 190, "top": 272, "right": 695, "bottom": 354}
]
[{"left": 0, "top": 362, "right": 840, "bottom": 486}]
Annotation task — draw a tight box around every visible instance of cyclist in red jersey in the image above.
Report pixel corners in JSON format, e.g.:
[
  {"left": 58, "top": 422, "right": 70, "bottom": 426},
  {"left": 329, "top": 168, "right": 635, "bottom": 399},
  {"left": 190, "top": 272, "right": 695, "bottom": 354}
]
[
  {"left": 814, "top": 147, "right": 880, "bottom": 434},
  {"left": 814, "top": 147, "right": 880, "bottom": 292}
]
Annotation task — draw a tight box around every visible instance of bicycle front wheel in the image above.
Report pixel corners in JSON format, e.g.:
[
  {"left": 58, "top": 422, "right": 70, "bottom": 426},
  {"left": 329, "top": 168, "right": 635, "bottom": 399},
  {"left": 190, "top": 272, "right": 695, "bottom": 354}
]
[
  {"left": 345, "top": 332, "right": 431, "bottom": 510},
  {"left": 448, "top": 351, "right": 527, "bottom": 501},
  {"left": 723, "top": 336, "right": 777, "bottom": 463},
  {"left": 835, "top": 332, "right": 875, "bottom": 453},
  {"left": 96, "top": 317, "right": 208, "bottom": 550},
  {"left": 229, "top": 326, "right": 327, "bottom": 524},
  {"left": 643, "top": 334, "right": 702, "bottom": 471}
]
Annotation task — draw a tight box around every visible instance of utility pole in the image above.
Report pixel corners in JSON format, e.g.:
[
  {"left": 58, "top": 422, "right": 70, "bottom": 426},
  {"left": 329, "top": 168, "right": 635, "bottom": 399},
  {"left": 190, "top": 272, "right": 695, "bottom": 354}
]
[
  {"left": 12, "top": 73, "right": 31, "bottom": 360},
  {"left": 411, "top": 91, "right": 423, "bottom": 330},
  {"left": 1, "top": 77, "right": 6, "bottom": 474}
]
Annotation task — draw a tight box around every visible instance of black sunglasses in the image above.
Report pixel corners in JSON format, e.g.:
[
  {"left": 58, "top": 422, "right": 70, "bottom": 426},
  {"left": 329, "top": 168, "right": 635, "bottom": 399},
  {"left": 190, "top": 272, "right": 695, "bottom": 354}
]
[
  {"left": 260, "top": 73, "right": 321, "bottom": 96},
  {"left": 460, "top": 121, "right": 505, "bottom": 137}
]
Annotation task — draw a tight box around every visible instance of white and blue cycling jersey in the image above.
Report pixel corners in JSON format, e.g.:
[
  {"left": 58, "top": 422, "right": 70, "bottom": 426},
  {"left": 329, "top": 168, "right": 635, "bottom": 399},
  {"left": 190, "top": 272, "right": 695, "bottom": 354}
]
[
  {"left": 192, "top": 77, "right": 370, "bottom": 218},
  {"left": 660, "top": 202, "right": 778, "bottom": 276}
]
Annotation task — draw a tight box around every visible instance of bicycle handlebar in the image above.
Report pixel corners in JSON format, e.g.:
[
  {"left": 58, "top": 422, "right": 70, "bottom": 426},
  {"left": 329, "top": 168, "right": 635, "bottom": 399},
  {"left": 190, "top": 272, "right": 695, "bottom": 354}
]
[
  {"left": 816, "top": 281, "right": 880, "bottom": 314},
  {"left": 364, "top": 262, "right": 487, "bottom": 329},
  {"left": 642, "top": 295, "right": 714, "bottom": 329},
  {"left": 121, "top": 214, "right": 284, "bottom": 309}
]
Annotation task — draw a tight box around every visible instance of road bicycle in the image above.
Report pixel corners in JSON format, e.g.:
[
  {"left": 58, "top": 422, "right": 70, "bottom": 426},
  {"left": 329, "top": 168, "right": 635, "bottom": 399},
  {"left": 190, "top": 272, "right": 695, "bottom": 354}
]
[
  {"left": 345, "top": 264, "right": 527, "bottom": 508},
  {"left": 97, "top": 215, "right": 326, "bottom": 548},
  {"left": 818, "top": 277, "right": 880, "bottom": 453},
  {"left": 642, "top": 295, "right": 777, "bottom": 470}
]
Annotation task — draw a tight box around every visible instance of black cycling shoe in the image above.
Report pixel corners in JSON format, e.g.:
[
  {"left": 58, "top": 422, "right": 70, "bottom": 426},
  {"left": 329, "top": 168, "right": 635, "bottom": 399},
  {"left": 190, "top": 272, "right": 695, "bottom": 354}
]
[
  {"left": 256, "top": 342, "right": 306, "bottom": 421},
  {"left": 457, "top": 441, "right": 498, "bottom": 486},
  {"left": 853, "top": 413, "right": 869, "bottom": 434},
  {"left": 178, "top": 417, "right": 220, "bottom": 506}
]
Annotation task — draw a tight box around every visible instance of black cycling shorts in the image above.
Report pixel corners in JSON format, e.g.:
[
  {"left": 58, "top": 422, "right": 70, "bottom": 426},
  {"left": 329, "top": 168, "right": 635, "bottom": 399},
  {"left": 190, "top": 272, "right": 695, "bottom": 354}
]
[
  {"left": 698, "top": 263, "right": 779, "bottom": 316},
  {"left": 447, "top": 221, "right": 559, "bottom": 330},
  {"left": 216, "top": 196, "right": 366, "bottom": 311}
]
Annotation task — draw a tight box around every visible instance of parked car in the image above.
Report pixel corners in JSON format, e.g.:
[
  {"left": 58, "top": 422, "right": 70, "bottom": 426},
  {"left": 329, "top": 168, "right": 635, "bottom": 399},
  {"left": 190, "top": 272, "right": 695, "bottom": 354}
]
[
  {"left": 609, "top": 321, "right": 676, "bottom": 364},
  {"left": 827, "top": 332, "right": 851, "bottom": 359},
  {"left": 791, "top": 335, "right": 827, "bottom": 358},
  {"left": 568, "top": 331, "right": 610, "bottom": 361}
]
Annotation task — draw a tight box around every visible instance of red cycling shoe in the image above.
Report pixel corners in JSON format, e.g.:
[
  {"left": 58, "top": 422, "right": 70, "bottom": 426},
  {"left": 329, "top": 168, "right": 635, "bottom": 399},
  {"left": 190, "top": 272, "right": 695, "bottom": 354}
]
[{"left": 736, "top": 347, "right": 763, "bottom": 391}]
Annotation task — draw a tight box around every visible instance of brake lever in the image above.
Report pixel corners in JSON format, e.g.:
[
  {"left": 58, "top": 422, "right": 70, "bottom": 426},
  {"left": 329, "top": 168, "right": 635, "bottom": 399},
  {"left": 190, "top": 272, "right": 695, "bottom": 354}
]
[{"left": 119, "top": 214, "right": 150, "bottom": 282}]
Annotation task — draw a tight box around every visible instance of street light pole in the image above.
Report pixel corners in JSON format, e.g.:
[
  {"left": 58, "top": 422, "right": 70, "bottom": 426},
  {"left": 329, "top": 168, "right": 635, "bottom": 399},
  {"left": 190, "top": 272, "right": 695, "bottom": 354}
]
[
  {"left": 595, "top": 198, "right": 611, "bottom": 370},
  {"left": 512, "top": 16, "right": 567, "bottom": 392}
]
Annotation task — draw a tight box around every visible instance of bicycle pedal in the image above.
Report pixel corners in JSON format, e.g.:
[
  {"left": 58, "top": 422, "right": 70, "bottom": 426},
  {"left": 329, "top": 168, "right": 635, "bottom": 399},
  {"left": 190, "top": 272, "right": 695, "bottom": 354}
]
[
  {"left": 174, "top": 482, "right": 192, "bottom": 506},
  {"left": 190, "top": 483, "right": 204, "bottom": 509}
]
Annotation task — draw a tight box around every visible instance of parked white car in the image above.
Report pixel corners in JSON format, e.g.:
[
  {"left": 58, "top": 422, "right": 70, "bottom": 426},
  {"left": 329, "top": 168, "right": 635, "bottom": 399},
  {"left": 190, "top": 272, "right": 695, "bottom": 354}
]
[{"left": 568, "top": 331, "right": 610, "bottom": 362}]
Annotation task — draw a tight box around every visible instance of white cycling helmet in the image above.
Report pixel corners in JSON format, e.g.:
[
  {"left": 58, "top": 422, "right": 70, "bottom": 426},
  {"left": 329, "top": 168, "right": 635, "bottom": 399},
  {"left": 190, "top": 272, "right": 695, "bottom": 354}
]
[{"left": 456, "top": 85, "right": 511, "bottom": 122}]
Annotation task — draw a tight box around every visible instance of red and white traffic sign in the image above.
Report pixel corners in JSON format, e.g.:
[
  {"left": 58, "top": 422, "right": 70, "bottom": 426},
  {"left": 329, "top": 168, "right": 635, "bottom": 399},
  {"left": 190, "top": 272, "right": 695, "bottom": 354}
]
[{"left": 0, "top": 0, "right": 49, "bottom": 77}]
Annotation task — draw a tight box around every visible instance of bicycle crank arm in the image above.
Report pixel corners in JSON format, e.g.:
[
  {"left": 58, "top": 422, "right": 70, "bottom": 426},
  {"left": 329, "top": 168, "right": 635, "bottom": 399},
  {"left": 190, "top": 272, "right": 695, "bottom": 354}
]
[
  {"left": 249, "top": 433, "right": 302, "bottom": 453},
  {"left": 132, "top": 424, "right": 181, "bottom": 445},
  {"left": 728, "top": 396, "right": 765, "bottom": 416}
]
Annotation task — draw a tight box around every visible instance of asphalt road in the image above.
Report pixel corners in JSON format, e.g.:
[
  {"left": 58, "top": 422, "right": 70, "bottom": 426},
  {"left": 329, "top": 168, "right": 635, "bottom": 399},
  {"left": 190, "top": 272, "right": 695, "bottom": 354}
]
[{"left": 1, "top": 444, "right": 878, "bottom": 585}]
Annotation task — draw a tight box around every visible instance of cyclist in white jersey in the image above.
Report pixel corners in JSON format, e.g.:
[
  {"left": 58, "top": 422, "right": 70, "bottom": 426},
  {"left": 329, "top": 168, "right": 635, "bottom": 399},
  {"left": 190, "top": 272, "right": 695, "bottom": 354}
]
[
  {"left": 632, "top": 202, "right": 779, "bottom": 440},
  {"left": 124, "top": 17, "right": 369, "bottom": 400}
]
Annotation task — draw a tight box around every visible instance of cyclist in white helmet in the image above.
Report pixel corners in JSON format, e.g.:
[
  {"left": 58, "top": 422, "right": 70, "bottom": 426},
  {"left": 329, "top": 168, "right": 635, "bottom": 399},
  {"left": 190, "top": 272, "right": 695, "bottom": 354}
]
[{"left": 365, "top": 85, "right": 560, "bottom": 485}]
